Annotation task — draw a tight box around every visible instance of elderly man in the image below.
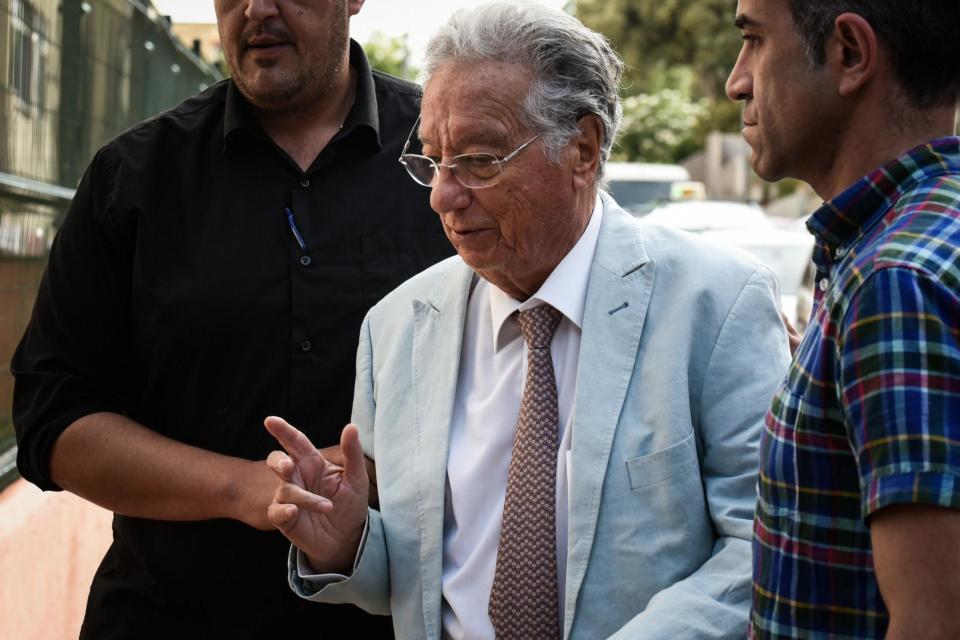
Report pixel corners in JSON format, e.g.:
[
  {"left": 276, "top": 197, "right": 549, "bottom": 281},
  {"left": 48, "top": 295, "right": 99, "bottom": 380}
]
[
  {"left": 266, "top": 3, "right": 789, "bottom": 638},
  {"left": 727, "top": 1, "right": 960, "bottom": 638},
  {"left": 11, "top": 0, "right": 452, "bottom": 637}
]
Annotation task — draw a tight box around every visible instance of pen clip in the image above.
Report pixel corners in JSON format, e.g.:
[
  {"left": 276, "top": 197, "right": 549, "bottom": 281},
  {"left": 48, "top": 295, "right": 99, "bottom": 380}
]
[{"left": 285, "top": 207, "right": 307, "bottom": 252}]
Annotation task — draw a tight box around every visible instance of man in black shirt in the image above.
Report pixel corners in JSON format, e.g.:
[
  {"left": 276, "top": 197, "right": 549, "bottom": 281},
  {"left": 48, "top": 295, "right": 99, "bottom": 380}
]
[{"left": 10, "top": 0, "right": 452, "bottom": 637}]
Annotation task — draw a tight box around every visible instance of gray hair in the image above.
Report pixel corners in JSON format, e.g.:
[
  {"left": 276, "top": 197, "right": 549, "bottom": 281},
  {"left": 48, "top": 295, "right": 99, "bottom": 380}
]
[{"left": 422, "top": 2, "right": 624, "bottom": 182}]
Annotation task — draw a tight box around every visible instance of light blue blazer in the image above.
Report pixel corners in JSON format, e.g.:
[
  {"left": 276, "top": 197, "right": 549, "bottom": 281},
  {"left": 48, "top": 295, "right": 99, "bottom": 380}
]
[{"left": 293, "top": 196, "right": 790, "bottom": 639}]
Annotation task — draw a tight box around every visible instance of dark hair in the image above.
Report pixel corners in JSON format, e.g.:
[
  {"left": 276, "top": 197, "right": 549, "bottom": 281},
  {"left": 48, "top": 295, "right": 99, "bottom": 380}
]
[{"left": 788, "top": 0, "right": 960, "bottom": 109}]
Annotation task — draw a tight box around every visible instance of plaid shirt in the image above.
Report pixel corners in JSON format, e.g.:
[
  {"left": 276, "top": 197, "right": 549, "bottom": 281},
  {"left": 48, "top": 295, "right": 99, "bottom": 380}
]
[{"left": 750, "top": 137, "right": 960, "bottom": 639}]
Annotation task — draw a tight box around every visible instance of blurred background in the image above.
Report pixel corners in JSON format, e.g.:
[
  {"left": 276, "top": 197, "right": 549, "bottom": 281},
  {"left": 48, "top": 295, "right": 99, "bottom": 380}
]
[{"left": 0, "top": 1, "right": 822, "bottom": 637}]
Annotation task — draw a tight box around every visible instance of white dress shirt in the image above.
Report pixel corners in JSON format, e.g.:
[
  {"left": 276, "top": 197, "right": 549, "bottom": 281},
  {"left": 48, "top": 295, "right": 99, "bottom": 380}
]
[{"left": 440, "top": 196, "right": 603, "bottom": 640}]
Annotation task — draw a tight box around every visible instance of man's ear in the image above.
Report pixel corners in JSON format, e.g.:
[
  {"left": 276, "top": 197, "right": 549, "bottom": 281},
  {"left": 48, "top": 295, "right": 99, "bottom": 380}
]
[
  {"left": 571, "top": 115, "right": 603, "bottom": 191},
  {"left": 348, "top": 0, "right": 365, "bottom": 18},
  {"left": 827, "top": 12, "right": 880, "bottom": 97}
]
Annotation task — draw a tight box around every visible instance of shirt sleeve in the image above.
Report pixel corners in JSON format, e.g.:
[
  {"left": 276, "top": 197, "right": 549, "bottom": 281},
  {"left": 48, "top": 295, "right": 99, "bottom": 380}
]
[
  {"left": 293, "top": 514, "right": 371, "bottom": 590},
  {"left": 11, "top": 143, "right": 135, "bottom": 491},
  {"left": 838, "top": 266, "right": 960, "bottom": 520}
]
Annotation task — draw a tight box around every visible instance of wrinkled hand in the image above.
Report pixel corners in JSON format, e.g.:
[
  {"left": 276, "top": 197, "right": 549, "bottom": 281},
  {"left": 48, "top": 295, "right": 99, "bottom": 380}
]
[
  {"left": 317, "top": 444, "right": 379, "bottom": 509},
  {"left": 264, "top": 417, "right": 368, "bottom": 574}
]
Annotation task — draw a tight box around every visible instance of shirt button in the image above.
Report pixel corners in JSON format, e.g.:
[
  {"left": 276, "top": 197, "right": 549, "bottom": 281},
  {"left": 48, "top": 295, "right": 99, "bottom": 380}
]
[
  {"left": 300, "top": 178, "right": 310, "bottom": 188},
  {"left": 300, "top": 340, "right": 312, "bottom": 352},
  {"left": 300, "top": 255, "right": 312, "bottom": 267},
  {"left": 818, "top": 278, "right": 829, "bottom": 292}
]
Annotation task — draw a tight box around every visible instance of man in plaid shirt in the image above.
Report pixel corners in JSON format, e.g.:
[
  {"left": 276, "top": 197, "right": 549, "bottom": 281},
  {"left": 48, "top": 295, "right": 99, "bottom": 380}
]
[{"left": 726, "top": 1, "right": 960, "bottom": 638}]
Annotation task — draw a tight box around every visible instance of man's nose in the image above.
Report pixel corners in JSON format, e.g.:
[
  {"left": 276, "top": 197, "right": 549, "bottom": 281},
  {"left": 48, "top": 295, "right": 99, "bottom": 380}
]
[
  {"left": 725, "top": 52, "right": 752, "bottom": 102},
  {"left": 429, "top": 165, "right": 472, "bottom": 215},
  {"left": 244, "top": 0, "right": 280, "bottom": 21}
]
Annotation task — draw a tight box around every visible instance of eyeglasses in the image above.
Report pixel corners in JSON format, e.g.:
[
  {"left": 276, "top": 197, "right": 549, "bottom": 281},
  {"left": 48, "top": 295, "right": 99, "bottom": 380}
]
[{"left": 398, "top": 115, "right": 540, "bottom": 189}]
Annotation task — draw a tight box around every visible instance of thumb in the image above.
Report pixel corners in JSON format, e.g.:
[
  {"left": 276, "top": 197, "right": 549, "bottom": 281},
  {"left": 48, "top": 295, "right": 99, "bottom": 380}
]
[{"left": 340, "top": 424, "right": 368, "bottom": 487}]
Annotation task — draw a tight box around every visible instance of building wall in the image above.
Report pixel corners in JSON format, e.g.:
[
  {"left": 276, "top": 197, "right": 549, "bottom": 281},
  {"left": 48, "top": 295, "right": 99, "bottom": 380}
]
[
  {"left": 0, "top": 255, "right": 46, "bottom": 419},
  {"left": 1, "top": 0, "right": 62, "bottom": 184},
  {"left": 171, "top": 22, "right": 222, "bottom": 65}
]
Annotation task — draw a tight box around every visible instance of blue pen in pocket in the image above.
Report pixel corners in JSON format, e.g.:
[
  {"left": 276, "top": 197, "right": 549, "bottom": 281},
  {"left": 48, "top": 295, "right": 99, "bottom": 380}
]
[{"left": 285, "top": 207, "right": 307, "bottom": 252}]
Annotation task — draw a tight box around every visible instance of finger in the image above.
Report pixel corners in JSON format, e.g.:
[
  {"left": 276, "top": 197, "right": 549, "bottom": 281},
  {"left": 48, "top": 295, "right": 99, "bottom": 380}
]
[
  {"left": 264, "top": 416, "right": 320, "bottom": 462},
  {"left": 318, "top": 444, "right": 345, "bottom": 469},
  {"left": 340, "top": 424, "right": 369, "bottom": 486},
  {"left": 266, "top": 450, "right": 297, "bottom": 481},
  {"left": 267, "top": 502, "right": 299, "bottom": 532},
  {"left": 276, "top": 482, "right": 334, "bottom": 514}
]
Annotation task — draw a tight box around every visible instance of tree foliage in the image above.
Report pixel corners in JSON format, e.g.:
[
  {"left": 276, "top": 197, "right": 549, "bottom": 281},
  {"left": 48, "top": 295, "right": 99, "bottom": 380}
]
[
  {"left": 577, "top": 0, "right": 744, "bottom": 162},
  {"left": 577, "top": 0, "right": 742, "bottom": 98},
  {"left": 363, "top": 32, "right": 418, "bottom": 81},
  {"left": 617, "top": 89, "right": 708, "bottom": 164}
]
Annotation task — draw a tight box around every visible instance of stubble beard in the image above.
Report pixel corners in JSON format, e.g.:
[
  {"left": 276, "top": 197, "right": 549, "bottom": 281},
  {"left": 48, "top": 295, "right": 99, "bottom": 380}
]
[{"left": 230, "top": 18, "right": 349, "bottom": 114}]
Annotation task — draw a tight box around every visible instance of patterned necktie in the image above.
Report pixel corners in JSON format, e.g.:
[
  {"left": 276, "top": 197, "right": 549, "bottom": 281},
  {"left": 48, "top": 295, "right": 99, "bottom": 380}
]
[{"left": 489, "top": 304, "right": 564, "bottom": 640}]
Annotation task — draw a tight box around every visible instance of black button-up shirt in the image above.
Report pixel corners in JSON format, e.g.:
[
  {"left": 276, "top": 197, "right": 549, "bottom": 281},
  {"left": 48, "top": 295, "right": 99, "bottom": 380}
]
[{"left": 12, "top": 41, "right": 453, "bottom": 638}]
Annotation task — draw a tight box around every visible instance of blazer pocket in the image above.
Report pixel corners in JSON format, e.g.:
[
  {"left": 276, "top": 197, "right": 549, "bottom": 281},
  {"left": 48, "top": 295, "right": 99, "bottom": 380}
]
[{"left": 625, "top": 430, "right": 699, "bottom": 491}]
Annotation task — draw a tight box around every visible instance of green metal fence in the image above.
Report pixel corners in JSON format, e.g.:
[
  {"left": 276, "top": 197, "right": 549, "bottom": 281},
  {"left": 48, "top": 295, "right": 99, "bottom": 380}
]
[{"left": 0, "top": 0, "right": 222, "bottom": 489}]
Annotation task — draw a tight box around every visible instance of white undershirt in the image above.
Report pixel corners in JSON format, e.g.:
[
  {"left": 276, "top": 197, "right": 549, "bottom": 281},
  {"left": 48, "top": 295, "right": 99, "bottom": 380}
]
[{"left": 440, "top": 196, "right": 603, "bottom": 640}]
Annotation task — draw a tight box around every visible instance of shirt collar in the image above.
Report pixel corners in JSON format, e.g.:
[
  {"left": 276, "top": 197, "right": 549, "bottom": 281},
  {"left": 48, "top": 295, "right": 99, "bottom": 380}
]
[
  {"left": 488, "top": 194, "right": 604, "bottom": 351},
  {"left": 806, "top": 136, "right": 960, "bottom": 269},
  {"left": 223, "top": 39, "right": 381, "bottom": 152},
  {"left": 339, "top": 38, "right": 381, "bottom": 146}
]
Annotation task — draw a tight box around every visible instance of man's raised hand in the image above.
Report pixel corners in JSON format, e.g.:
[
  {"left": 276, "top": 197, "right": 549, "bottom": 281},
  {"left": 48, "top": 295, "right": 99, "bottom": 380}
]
[{"left": 264, "top": 417, "right": 369, "bottom": 574}]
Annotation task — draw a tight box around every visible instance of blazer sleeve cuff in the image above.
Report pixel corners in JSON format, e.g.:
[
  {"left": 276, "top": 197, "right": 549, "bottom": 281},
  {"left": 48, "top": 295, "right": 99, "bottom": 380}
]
[{"left": 287, "top": 508, "right": 391, "bottom": 615}]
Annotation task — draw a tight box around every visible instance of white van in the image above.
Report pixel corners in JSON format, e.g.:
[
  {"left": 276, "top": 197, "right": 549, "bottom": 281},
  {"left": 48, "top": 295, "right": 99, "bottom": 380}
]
[{"left": 605, "top": 162, "right": 703, "bottom": 215}]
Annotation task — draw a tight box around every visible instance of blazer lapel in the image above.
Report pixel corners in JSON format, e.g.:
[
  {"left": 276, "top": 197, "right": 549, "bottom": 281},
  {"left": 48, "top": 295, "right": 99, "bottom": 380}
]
[
  {"left": 411, "top": 261, "right": 474, "bottom": 640},
  {"left": 564, "top": 197, "right": 656, "bottom": 634}
]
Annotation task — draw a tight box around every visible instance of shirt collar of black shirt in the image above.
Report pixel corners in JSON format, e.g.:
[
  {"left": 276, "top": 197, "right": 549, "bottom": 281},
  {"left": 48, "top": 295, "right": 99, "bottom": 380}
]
[{"left": 223, "top": 38, "right": 382, "bottom": 155}]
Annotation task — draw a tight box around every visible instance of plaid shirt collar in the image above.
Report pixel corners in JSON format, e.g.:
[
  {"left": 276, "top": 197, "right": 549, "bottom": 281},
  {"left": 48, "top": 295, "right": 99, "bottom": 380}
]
[{"left": 806, "top": 136, "right": 960, "bottom": 270}]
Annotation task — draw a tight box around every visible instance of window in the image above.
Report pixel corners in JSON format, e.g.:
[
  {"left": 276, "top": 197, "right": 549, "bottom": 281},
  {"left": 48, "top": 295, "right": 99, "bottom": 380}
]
[{"left": 8, "top": 0, "right": 50, "bottom": 111}]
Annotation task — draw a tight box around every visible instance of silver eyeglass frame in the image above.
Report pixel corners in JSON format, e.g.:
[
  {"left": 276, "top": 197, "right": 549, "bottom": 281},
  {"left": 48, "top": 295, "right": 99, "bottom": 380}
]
[{"left": 398, "top": 115, "right": 540, "bottom": 189}]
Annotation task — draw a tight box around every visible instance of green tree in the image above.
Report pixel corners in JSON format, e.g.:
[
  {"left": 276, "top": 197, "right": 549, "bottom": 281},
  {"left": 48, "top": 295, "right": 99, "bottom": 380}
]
[
  {"left": 577, "top": 0, "right": 741, "bottom": 98},
  {"left": 617, "top": 89, "right": 709, "bottom": 163},
  {"left": 363, "top": 32, "right": 417, "bottom": 81},
  {"left": 577, "top": 0, "right": 744, "bottom": 162}
]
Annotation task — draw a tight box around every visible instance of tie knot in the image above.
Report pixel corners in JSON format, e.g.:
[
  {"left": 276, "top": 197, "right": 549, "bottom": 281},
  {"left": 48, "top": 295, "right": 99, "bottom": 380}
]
[{"left": 517, "top": 304, "right": 563, "bottom": 349}]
